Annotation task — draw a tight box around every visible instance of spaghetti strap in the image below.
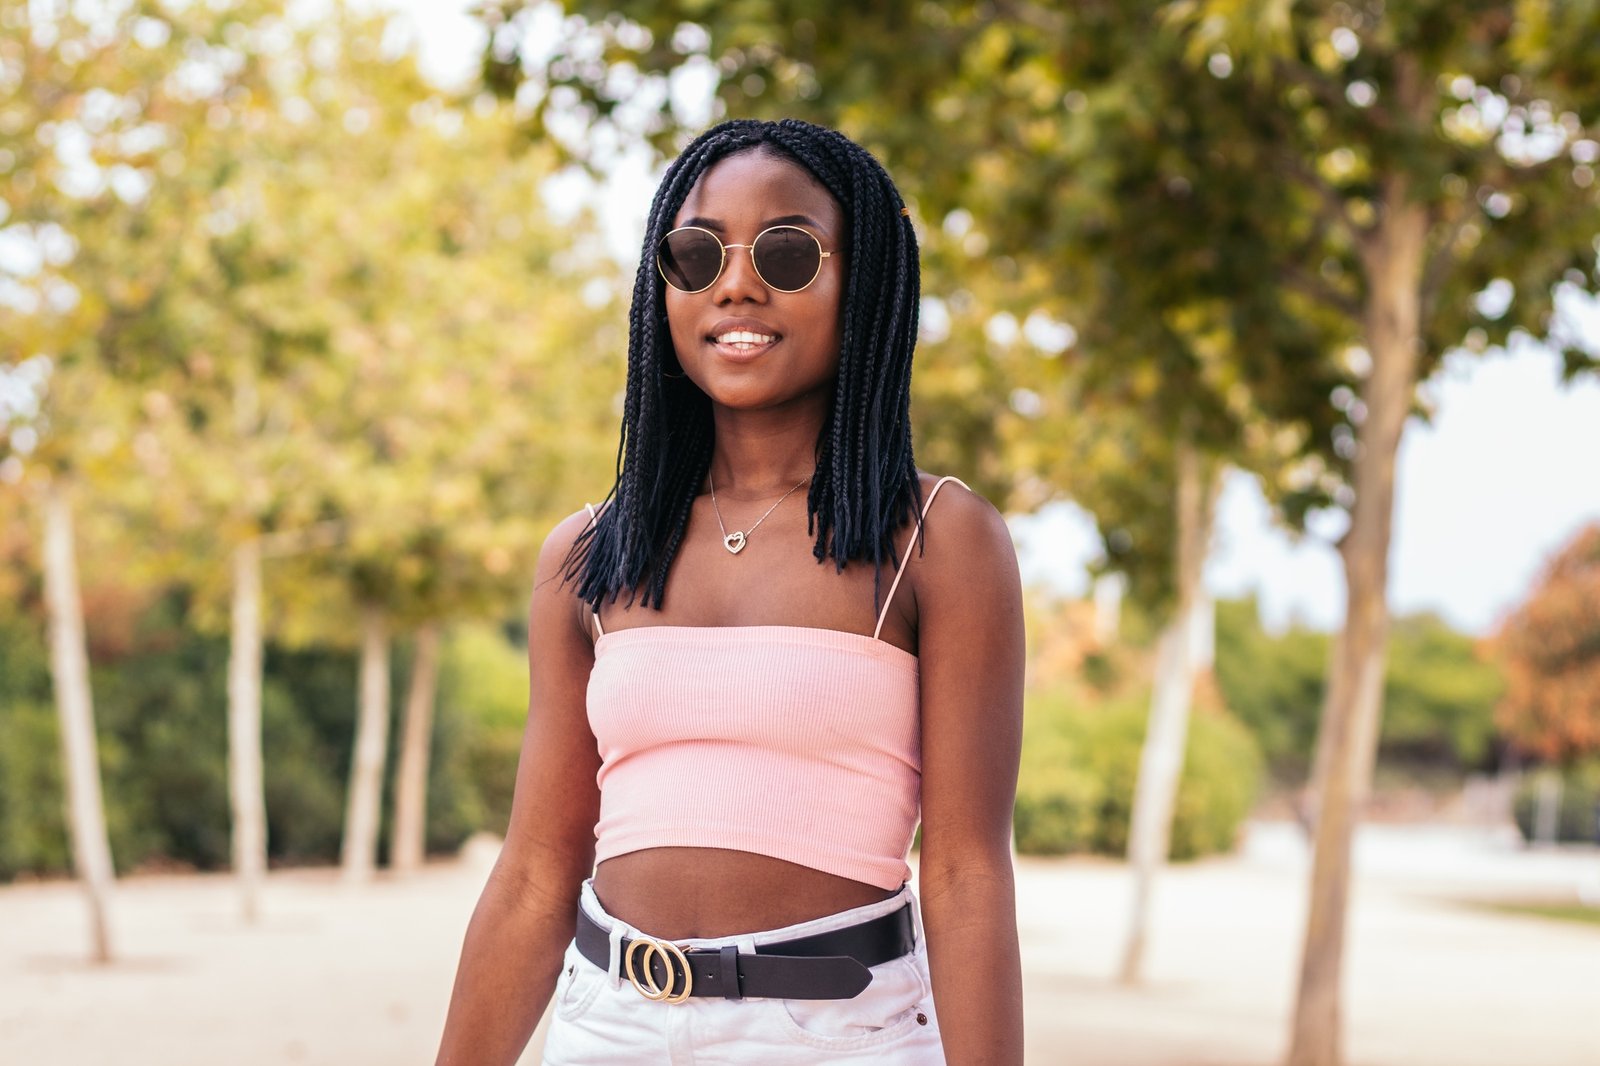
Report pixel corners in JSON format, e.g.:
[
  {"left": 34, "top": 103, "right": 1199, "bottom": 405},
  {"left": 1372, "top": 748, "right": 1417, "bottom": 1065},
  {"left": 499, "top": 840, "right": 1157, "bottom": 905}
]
[
  {"left": 872, "top": 476, "right": 970, "bottom": 641},
  {"left": 583, "top": 503, "right": 605, "bottom": 638}
]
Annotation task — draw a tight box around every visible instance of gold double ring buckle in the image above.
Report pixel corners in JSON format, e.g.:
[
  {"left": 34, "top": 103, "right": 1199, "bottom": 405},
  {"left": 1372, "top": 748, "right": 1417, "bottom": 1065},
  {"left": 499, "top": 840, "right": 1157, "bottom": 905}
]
[{"left": 624, "top": 937, "right": 694, "bottom": 1004}]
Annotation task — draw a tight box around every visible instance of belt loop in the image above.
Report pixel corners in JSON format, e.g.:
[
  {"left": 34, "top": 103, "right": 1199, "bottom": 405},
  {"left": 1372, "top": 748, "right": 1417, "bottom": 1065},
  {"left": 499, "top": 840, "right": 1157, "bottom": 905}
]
[
  {"left": 719, "top": 945, "right": 741, "bottom": 1001},
  {"left": 607, "top": 922, "right": 626, "bottom": 989},
  {"left": 904, "top": 884, "right": 923, "bottom": 949}
]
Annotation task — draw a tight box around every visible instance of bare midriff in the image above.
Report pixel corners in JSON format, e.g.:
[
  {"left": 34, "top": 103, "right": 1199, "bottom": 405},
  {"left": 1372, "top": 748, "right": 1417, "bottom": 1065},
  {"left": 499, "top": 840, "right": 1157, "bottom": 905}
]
[{"left": 592, "top": 847, "right": 898, "bottom": 940}]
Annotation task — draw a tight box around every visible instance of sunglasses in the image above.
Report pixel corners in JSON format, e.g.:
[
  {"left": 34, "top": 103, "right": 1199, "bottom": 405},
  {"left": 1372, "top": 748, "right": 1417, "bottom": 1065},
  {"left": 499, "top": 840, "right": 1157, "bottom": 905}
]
[{"left": 656, "top": 225, "right": 835, "bottom": 294}]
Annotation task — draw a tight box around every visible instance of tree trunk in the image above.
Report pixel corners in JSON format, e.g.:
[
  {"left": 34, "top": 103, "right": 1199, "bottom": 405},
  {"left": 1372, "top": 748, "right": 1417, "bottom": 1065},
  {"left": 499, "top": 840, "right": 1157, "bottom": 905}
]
[
  {"left": 228, "top": 536, "right": 268, "bottom": 922},
  {"left": 390, "top": 621, "right": 441, "bottom": 873},
  {"left": 41, "top": 480, "right": 116, "bottom": 963},
  {"left": 1092, "top": 572, "right": 1125, "bottom": 647},
  {"left": 1117, "top": 436, "right": 1216, "bottom": 984},
  {"left": 341, "top": 605, "right": 391, "bottom": 883},
  {"left": 1189, "top": 588, "right": 1215, "bottom": 675},
  {"left": 1533, "top": 772, "right": 1562, "bottom": 846},
  {"left": 1286, "top": 173, "right": 1429, "bottom": 1066}
]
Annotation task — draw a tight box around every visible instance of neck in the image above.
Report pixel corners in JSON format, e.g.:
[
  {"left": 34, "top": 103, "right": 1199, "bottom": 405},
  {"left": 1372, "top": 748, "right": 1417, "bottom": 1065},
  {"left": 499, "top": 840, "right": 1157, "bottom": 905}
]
[{"left": 707, "top": 399, "right": 825, "bottom": 497}]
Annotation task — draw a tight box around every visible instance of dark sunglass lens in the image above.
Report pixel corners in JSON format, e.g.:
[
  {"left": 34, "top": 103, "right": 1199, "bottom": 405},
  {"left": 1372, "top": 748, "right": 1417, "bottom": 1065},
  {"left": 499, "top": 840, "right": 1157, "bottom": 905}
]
[
  {"left": 754, "top": 227, "right": 821, "bottom": 291},
  {"left": 659, "top": 230, "right": 723, "bottom": 291}
]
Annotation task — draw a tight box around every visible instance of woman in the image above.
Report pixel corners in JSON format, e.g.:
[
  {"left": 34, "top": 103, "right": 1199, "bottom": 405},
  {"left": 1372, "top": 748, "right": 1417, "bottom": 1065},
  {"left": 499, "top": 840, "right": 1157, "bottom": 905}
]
[{"left": 435, "top": 118, "right": 1024, "bottom": 1065}]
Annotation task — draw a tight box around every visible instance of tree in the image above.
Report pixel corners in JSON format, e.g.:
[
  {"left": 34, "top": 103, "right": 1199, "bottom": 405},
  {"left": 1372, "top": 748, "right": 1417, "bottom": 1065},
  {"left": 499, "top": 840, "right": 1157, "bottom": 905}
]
[
  {"left": 2, "top": 0, "right": 281, "bottom": 959},
  {"left": 1496, "top": 523, "right": 1600, "bottom": 763},
  {"left": 174, "top": 5, "right": 626, "bottom": 882},
  {"left": 1154, "top": 7, "right": 1600, "bottom": 1060}
]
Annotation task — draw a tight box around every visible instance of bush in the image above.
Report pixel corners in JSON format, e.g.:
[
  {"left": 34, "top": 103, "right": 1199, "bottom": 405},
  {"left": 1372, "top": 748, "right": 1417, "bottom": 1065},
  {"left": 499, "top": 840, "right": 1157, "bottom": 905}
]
[
  {"left": 429, "top": 623, "right": 529, "bottom": 841},
  {"left": 1512, "top": 760, "right": 1600, "bottom": 845},
  {"left": 0, "top": 613, "right": 70, "bottom": 879},
  {"left": 1213, "top": 600, "right": 1327, "bottom": 777},
  {"left": 1214, "top": 598, "right": 1502, "bottom": 778},
  {"left": 0, "top": 698, "right": 70, "bottom": 878},
  {"left": 1014, "top": 688, "right": 1262, "bottom": 859},
  {"left": 1383, "top": 614, "right": 1503, "bottom": 766}
]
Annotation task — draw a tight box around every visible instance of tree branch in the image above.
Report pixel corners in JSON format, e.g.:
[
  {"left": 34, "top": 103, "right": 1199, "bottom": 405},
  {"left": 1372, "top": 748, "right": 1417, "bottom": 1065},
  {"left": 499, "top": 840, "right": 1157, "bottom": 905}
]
[
  {"left": 1249, "top": 86, "right": 1375, "bottom": 245},
  {"left": 1278, "top": 148, "right": 1373, "bottom": 244},
  {"left": 1271, "top": 59, "right": 1356, "bottom": 121},
  {"left": 990, "top": 0, "right": 1068, "bottom": 34},
  {"left": 1420, "top": 205, "right": 1476, "bottom": 307},
  {"left": 1282, "top": 261, "right": 1362, "bottom": 318},
  {"left": 1273, "top": 55, "right": 1403, "bottom": 135},
  {"left": 260, "top": 521, "right": 343, "bottom": 558}
]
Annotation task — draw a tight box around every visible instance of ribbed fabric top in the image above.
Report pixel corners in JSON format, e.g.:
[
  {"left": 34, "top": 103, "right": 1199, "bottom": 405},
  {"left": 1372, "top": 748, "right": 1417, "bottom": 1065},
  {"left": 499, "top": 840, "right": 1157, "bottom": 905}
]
[
  {"left": 583, "top": 476, "right": 966, "bottom": 891},
  {"left": 586, "top": 625, "right": 921, "bottom": 889}
]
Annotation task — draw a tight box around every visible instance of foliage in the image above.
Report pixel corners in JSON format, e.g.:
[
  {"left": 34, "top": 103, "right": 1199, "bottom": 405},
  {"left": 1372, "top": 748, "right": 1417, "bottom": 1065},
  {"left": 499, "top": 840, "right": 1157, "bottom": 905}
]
[
  {"left": 212, "top": 10, "right": 622, "bottom": 631},
  {"left": 3, "top": 0, "right": 622, "bottom": 639},
  {"left": 1214, "top": 598, "right": 1502, "bottom": 777},
  {"left": 1511, "top": 760, "right": 1600, "bottom": 845},
  {"left": 427, "top": 622, "right": 531, "bottom": 839},
  {"left": 1383, "top": 613, "right": 1504, "bottom": 766},
  {"left": 1158, "top": 0, "right": 1600, "bottom": 376},
  {"left": 1495, "top": 524, "right": 1600, "bottom": 762},
  {"left": 1213, "top": 599, "right": 1330, "bottom": 776},
  {"left": 0, "top": 588, "right": 530, "bottom": 881},
  {"left": 1014, "top": 687, "right": 1262, "bottom": 859},
  {"left": 0, "top": 0, "right": 284, "bottom": 483}
]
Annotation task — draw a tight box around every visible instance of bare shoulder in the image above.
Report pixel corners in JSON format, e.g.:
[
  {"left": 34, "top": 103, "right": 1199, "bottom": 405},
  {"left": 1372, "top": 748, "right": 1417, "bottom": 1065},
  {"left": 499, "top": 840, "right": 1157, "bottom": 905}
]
[
  {"left": 531, "top": 504, "right": 605, "bottom": 642},
  {"left": 536, "top": 505, "right": 602, "bottom": 578},
  {"left": 911, "top": 473, "right": 1018, "bottom": 588}
]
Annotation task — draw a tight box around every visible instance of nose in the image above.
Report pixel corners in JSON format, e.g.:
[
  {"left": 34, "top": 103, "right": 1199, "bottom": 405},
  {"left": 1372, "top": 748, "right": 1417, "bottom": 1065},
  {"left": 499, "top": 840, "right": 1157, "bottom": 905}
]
[{"left": 708, "top": 241, "right": 768, "bottom": 304}]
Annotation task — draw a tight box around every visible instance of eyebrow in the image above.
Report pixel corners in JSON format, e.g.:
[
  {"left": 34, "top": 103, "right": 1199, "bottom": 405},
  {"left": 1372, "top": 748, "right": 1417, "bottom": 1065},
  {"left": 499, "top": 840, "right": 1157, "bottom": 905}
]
[{"left": 679, "top": 213, "right": 828, "bottom": 233}]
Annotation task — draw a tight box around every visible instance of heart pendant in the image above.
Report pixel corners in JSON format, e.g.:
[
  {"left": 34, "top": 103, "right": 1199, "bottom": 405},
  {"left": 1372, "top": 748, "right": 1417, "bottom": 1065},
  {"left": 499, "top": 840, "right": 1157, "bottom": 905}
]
[{"left": 723, "top": 531, "right": 747, "bottom": 555}]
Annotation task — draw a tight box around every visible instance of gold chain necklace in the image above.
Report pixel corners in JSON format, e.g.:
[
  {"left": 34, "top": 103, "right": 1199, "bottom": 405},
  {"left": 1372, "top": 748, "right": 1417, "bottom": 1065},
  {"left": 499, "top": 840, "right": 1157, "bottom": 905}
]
[{"left": 708, "top": 472, "right": 810, "bottom": 555}]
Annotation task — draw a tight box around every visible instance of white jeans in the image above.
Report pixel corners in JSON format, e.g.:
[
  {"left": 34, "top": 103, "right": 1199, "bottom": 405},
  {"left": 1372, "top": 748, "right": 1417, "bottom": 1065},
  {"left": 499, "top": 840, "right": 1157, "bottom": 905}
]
[{"left": 541, "top": 880, "right": 947, "bottom": 1065}]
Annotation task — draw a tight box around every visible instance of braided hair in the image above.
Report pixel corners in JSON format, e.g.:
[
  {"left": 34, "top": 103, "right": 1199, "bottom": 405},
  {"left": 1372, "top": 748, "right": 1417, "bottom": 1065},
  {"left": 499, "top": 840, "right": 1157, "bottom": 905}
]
[{"left": 566, "top": 118, "right": 923, "bottom": 611}]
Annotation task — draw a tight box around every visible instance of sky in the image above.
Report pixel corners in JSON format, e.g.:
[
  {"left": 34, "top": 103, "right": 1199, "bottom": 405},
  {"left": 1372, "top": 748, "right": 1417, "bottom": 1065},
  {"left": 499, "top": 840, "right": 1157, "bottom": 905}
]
[{"left": 390, "top": 0, "right": 1600, "bottom": 637}]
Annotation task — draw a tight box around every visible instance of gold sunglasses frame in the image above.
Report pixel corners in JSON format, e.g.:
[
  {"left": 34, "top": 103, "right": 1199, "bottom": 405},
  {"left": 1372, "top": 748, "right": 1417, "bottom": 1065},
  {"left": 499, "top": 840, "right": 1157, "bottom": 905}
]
[{"left": 656, "top": 224, "right": 834, "bottom": 294}]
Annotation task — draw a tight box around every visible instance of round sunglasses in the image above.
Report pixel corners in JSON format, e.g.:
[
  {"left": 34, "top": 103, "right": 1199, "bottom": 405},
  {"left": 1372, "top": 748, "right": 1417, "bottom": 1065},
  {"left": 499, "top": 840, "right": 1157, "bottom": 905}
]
[{"left": 656, "top": 225, "right": 834, "bottom": 294}]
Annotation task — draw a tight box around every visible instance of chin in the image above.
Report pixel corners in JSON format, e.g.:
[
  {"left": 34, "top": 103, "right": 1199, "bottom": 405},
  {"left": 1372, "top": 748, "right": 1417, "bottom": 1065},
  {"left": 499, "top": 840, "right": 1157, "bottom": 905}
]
[{"left": 703, "top": 384, "right": 785, "bottom": 410}]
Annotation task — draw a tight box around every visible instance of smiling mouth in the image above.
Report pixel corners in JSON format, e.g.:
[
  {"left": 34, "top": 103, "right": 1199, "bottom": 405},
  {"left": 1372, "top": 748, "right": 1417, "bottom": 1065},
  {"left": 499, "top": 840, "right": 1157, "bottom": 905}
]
[{"left": 710, "top": 329, "right": 780, "bottom": 353}]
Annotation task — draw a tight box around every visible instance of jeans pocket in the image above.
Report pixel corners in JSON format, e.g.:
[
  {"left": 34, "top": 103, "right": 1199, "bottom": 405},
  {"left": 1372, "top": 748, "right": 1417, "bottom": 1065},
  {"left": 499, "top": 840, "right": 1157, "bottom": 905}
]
[
  {"left": 553, "top": 941, "right": 607, "bottom": 1023},
  {"left": 770, "top": 954, "right": 931, "bottom": 1051}
]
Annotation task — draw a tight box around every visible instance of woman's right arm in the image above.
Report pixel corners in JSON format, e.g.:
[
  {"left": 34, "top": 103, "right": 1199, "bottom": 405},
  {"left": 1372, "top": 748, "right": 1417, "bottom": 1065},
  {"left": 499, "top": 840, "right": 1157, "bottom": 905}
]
[{"left": 434, "top": 510, "right": 604, "bottom": 1066}]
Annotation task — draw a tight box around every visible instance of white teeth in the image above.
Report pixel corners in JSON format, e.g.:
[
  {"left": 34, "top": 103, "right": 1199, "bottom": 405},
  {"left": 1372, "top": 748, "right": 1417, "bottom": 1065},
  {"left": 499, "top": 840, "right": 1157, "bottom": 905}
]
[{"left": 714, "top": 330, "right": 776, "bottom": 346}]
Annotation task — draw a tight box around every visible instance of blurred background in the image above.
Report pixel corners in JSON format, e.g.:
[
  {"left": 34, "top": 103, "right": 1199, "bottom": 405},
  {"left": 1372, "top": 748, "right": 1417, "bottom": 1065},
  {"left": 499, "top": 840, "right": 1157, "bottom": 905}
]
[{"left": 2, "top": 2, "right": 1598, "bottom": 1065}]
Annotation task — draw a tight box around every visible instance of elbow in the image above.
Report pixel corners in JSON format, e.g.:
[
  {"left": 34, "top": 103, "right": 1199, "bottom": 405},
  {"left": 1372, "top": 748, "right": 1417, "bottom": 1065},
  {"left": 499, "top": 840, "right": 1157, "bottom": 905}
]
[{"left": 917, "top": 839, "right": 1015, "bottom": 905}]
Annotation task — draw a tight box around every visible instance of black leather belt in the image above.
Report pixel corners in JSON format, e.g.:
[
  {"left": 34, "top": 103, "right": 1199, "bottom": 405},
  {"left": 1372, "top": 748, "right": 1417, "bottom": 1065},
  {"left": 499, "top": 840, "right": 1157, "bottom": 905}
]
[{"left": 574, "top": 901, "right": 915, "bottom": 1002}]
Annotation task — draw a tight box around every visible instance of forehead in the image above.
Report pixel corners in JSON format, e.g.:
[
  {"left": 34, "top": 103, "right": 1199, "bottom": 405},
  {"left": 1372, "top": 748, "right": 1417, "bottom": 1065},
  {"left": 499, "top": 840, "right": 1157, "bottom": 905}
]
[{"left": 673, "top": 149, "right": 842, "bottom": 234}]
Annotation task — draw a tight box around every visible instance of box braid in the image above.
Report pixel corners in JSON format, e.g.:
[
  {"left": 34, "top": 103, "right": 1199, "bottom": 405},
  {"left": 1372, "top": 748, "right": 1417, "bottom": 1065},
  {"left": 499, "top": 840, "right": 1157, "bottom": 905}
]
[{"left": 566, "top": 118, "right": 923, "bottom": 612}]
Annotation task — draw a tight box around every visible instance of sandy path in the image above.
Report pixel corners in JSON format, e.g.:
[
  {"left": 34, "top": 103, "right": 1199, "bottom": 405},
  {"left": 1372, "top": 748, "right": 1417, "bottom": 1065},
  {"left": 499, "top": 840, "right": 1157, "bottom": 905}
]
[{"left": 2, "top": 824, "right": 1596, "bottom": 1065}]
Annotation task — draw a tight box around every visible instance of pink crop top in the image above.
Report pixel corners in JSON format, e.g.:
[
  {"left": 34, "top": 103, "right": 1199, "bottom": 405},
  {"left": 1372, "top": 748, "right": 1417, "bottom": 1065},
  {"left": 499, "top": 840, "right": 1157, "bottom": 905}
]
[{"left": 583, "top": 476, "right": 966, "bottom": 891}]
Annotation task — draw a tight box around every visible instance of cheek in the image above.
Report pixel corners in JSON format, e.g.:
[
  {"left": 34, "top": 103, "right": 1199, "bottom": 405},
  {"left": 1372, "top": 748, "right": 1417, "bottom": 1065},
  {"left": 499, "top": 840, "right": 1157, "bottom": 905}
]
[
  {"left": 814, "top": 286, "right": 845, "bottom": 351},
  {"left": 663, "top": 294, "right": 697, "bottom": 342}
]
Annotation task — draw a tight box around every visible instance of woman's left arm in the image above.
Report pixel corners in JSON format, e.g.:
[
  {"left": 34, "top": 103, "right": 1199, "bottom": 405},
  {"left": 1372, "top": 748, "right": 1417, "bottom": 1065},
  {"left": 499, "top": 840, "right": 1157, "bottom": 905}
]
[{"left": 913, "top": 482, "right": 1026, "bottom": 1066}]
